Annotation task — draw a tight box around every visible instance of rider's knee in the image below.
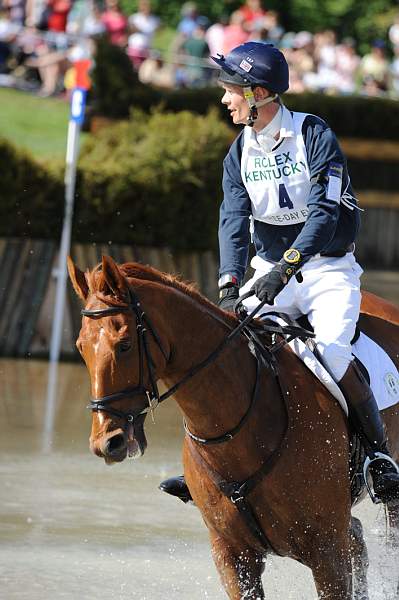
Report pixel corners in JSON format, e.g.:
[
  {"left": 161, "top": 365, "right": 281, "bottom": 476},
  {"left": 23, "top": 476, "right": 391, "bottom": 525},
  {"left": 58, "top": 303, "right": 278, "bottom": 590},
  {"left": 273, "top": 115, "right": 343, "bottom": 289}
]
[{"left": 317, "top": 343, "right": 352, "bottom": 382}]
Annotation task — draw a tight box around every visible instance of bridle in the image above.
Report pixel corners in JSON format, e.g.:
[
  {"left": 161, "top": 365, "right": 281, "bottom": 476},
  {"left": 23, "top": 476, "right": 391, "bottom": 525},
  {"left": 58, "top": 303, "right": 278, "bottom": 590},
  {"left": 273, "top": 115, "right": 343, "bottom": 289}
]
[
  {"left": 81, "top": 285, "right": 314, "bottom": 444},
  {"left": 81, "top": 287, "right": 168, "bottom": 424},
  {"left": 83, "top": 282, "right": 316, "bottom": 555}
]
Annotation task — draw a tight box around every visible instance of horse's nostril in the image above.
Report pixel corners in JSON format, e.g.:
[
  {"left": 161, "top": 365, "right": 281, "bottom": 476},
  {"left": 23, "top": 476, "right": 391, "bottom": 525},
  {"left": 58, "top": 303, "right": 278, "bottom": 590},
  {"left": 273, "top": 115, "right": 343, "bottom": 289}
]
[{"left": 106, "top": 433, "right": 126, "bottom": 455}]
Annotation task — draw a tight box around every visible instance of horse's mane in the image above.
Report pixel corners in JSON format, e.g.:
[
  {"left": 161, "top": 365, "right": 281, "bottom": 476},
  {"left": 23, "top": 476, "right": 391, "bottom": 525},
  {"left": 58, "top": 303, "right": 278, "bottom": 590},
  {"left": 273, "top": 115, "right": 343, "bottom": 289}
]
[{"left": 87, "top": 261, "right": 237, "bottom": 325}]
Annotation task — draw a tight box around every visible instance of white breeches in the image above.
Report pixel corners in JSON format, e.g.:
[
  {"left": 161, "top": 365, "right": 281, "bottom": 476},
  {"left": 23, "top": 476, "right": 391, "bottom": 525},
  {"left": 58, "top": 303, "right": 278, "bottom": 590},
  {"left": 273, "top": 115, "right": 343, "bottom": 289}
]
[{"left": 240, "top": 253, "right": 363, "bottom": 382}]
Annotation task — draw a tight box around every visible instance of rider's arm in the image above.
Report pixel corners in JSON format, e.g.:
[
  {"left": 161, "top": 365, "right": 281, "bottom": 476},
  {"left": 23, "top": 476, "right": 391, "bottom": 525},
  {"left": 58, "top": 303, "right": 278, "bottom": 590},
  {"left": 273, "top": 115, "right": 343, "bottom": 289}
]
[
  {"left": 289, "top": 116, "right": 358, "bottom": 264},
  {"left": 219, "top": 133, "right": 251, "bottom": 283}
]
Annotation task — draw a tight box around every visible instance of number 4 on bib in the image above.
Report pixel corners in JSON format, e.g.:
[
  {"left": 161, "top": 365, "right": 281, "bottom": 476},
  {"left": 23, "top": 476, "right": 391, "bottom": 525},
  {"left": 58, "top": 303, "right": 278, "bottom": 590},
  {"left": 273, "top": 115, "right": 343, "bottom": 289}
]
[{"left": 278, "top": 184, "right": 294, "bottom": 210}]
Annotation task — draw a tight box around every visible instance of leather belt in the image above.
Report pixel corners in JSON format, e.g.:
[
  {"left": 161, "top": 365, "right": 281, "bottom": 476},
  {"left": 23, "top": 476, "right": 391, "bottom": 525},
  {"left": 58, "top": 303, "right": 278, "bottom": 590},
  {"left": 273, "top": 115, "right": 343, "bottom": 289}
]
[{"left": 320, "top": 242, "right": 355, "bottom": 258}]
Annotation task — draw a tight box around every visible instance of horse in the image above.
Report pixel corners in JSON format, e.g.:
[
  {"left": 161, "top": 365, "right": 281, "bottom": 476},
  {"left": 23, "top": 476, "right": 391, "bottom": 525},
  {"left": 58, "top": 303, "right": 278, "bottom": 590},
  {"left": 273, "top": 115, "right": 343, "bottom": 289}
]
[{"left": 67, "top": 255, "right": 399, "bottom": 600}]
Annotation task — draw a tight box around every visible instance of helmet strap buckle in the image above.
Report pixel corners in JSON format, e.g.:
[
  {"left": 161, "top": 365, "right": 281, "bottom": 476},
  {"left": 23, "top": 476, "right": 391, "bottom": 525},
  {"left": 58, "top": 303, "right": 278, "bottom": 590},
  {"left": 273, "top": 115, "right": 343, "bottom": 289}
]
[{"left": 243, "top": 86, "right": 277, "bottom": 127}]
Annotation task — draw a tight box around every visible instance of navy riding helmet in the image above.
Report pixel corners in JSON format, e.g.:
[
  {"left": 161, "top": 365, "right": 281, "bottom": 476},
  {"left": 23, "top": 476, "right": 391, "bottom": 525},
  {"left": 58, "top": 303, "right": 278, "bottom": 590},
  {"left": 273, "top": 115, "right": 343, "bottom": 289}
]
[{"left": 212, "top": 42, "right": 289, "bottom": 94}]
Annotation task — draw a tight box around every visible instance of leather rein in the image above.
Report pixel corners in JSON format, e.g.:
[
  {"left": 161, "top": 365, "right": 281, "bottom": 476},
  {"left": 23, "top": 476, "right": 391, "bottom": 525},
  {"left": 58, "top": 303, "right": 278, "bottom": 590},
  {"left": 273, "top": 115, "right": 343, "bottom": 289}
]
[
  {"left": 82, "top": 286, "right": 314, "bottom": 554},
  {"left": 82, "top": 287, "right": 313, "bottom": 441}
]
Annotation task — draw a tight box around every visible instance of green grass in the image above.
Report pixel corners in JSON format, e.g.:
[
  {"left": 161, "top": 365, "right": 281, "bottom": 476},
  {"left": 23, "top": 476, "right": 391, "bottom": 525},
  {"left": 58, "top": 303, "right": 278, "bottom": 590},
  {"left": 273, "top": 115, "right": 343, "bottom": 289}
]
[{"left": 0, "top": 88, "right": 86, "bottom": 161}]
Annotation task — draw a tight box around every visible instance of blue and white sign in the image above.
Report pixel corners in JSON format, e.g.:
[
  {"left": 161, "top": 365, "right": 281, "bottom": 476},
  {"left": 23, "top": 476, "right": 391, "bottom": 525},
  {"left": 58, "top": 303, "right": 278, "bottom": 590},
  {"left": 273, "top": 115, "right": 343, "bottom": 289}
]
[{"left": 70, "top": 88, "right": 87, "bottom": 125}]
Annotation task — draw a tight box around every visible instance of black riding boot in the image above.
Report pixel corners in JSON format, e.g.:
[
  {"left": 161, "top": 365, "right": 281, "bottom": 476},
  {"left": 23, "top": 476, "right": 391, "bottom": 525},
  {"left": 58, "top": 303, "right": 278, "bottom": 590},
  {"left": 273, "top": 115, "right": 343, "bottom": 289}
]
[
  {"left": 159, "top": 475, "right": 192, "bottom": 503},
  {"left": 339, "top": 360, "right": 399, "bottom": 503}
]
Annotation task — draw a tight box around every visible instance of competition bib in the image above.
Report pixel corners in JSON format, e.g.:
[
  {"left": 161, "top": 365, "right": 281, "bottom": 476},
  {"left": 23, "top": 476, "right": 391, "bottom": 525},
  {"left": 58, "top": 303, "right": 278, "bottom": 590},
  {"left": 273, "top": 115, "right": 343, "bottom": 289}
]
[{"left": 241, "top": 110, "right": 311, "bottom": 226}]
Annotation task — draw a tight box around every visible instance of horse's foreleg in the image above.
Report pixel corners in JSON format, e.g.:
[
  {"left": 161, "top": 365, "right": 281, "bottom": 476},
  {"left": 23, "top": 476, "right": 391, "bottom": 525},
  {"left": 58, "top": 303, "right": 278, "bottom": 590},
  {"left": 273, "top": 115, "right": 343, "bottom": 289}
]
[
  {"left": 350, "top": 516, "right": 369, "bottom": 600},
  {"left": 209, "top": 530, "right": 265, "bottom": 600},
  {"left": 309, "top": 538, "right": 352, "bottom": 600}
]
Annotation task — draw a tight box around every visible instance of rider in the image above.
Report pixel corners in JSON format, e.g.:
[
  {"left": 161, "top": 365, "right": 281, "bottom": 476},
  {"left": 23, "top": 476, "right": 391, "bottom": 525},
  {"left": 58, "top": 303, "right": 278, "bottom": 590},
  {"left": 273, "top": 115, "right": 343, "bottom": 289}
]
[{"left": 160, "top": 41, "right": 399, "bottom": 504}]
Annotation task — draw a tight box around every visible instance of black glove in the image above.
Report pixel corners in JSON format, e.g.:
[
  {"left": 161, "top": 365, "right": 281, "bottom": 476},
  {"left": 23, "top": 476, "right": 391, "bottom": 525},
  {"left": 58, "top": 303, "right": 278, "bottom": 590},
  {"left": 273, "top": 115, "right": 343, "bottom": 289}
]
[
  {"left": 252, "top": 268, "right": 286, "bottom": 305},
  {"left": 218, "top": 285, "right": 239, "bottom": 312},
  {"left": 252, "top": 249, "right": 303, "bottom": 305}
]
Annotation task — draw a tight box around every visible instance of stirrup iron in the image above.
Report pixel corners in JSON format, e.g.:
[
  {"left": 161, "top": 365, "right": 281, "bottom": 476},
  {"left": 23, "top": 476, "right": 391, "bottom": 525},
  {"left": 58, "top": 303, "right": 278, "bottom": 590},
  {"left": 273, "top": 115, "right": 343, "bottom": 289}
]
[{"left": 363, "top": 452, "right": 399, "bottom": 504}]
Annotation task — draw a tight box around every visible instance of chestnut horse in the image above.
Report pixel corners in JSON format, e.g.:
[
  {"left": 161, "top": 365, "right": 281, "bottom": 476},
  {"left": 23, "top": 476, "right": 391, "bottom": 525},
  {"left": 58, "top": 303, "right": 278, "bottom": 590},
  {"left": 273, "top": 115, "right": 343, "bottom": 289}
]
[{"left": 68, "top": 255, "right": 399, "bottom": 600}]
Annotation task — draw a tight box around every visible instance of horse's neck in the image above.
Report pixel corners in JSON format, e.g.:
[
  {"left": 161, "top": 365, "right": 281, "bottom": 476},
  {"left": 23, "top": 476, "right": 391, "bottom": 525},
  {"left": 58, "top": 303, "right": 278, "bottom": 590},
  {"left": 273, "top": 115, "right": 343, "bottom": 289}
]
[
  {"left": 153, "top": 287, "right": 289, "bottom": 481},
  {"left": 148, "top": 286, "right": 258, "bottom": 439}
]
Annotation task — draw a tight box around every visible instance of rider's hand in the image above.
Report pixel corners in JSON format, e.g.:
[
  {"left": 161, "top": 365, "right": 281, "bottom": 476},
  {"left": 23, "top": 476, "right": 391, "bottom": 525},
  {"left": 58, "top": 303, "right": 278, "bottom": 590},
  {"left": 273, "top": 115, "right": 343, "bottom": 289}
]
[
  {"left": 252, "top": 268, "right": 285, "bottom": 305},
  {"left": 218, "top": 285, "right": 239, "bottom": 312},
  {"left": 252, "top": 249, "right": 303, "bottom": 305}
]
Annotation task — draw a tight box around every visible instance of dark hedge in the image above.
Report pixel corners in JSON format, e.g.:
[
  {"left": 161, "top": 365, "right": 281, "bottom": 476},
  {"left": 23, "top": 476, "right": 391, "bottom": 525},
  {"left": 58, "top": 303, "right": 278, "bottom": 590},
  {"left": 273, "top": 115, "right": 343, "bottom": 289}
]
[
  {"left": 74, "top": 108, "right": 232, "bottom": 249},
  {"left": 1, "top": 110, "right": 232, "bottom": 250},
  {"left": 0, "top": 138, "right": 64, "bottom": 239},
  {"left": 2, "top": 102, "right": 399, "bottom": 249}
]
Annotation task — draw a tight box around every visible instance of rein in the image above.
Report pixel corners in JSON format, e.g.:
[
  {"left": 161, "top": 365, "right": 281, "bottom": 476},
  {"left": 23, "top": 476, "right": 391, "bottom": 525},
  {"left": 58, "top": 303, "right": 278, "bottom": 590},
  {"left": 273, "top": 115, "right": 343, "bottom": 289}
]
[
  {"left": 82, "top": 287, "right": 314, "bottom": 443},
  {"left": 82, "top": 284, "right": 315, "bottom": 555}
]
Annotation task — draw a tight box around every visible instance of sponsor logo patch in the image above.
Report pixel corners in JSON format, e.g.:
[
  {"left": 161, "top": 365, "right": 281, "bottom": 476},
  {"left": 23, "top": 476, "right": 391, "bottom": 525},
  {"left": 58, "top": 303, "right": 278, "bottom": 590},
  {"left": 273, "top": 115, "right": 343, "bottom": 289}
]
[
  {"left": 240, "top": 59, "right": 253, "bottom": 72},
  {"left": 384, "top": 372, "right": 399, "bottom": 398},
  {"left": 326, "top": 161, "right": 343, "bottom": 203}
]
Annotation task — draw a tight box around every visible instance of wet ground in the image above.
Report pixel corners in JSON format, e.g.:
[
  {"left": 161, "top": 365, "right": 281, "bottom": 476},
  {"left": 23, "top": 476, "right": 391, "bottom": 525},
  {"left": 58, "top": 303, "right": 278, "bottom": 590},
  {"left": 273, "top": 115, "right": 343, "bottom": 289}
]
[{"left": 0, "top": 271, "right": 398, "bottom": 599}]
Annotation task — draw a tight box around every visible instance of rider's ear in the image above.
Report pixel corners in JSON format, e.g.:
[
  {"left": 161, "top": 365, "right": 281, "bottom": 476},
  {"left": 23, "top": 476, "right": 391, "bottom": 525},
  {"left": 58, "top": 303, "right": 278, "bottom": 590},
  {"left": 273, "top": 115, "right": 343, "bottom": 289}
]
[
  {"left": 102, "top": 255, "right": 129, "bottom": 300},
  {"left": 67, "top": 256, "right": 89, "bottom": 301}
]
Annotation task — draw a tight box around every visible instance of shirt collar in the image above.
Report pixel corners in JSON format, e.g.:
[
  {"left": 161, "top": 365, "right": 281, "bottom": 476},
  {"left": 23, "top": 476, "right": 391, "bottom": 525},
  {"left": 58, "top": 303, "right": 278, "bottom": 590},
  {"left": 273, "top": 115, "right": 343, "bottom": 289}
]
[
  {"left": 245, "top": 103, "right": 294, "bottom": 148},
  {"left": 256, "top": 105, "right": 282, "bottom": 140},
  {"left": 277, "top": 104, "right": 295, "bottom": 140}
]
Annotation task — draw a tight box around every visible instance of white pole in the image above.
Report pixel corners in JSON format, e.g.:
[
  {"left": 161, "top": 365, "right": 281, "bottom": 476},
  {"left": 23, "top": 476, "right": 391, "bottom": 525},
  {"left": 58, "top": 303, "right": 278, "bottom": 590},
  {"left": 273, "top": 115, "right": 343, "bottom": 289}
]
[{"left": 43, "top": 89, "right": 86, "bottom": 452}]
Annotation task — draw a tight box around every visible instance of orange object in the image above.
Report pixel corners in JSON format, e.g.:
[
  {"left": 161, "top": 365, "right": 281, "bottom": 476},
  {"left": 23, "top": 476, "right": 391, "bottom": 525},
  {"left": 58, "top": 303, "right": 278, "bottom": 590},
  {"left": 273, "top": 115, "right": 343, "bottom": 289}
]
[{"left": 74, "top": 59, "right": 92, "bottom": 90}]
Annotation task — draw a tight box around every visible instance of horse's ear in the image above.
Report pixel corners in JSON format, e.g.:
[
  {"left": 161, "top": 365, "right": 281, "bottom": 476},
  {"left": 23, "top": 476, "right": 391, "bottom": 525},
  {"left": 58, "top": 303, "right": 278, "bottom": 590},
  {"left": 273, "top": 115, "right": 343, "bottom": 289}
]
[
  {"left": 102, "top": 255, "right": 128, "bottom": 300},
  {"left": 67, "top": 256, "right": 89, "bottom": 301}
]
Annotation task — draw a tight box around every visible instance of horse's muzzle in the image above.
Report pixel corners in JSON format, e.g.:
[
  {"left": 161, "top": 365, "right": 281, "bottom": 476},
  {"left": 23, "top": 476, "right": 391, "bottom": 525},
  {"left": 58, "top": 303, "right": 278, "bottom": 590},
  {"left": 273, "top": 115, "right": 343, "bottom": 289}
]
[{"left": 91, "top": 420, "right": 147, "bottom": 464}]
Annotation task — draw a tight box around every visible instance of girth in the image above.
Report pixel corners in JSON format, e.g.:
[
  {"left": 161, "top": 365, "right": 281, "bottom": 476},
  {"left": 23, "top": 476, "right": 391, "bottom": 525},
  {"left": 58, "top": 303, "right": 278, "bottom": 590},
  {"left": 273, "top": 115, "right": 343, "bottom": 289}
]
[
  {"left": 187, "top": 434, "right": 283, "bottom": 555},
  {"left": 183, "top": 315, "right": 303, "bottom": 556}
]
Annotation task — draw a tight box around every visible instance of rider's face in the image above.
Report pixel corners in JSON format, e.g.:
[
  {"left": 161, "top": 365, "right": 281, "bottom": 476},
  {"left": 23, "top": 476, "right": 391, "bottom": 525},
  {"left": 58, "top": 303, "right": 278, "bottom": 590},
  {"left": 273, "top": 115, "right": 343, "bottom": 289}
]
[{"left": 221, "top": 84, "right": 249, "bottom": 125}]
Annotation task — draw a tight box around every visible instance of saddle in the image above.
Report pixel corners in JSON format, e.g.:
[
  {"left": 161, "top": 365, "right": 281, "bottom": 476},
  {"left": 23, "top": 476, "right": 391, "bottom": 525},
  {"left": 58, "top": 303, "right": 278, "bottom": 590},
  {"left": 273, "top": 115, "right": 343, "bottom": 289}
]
[{"left": 249, "top": 312, "right": 369, "bottom": 505}]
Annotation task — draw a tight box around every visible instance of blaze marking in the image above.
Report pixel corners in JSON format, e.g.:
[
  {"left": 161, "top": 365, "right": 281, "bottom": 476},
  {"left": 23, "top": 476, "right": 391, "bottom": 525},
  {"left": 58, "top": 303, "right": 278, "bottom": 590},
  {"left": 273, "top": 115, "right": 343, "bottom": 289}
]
[{"left": 93, "top": 327, "right": 105, "bottom": 397}]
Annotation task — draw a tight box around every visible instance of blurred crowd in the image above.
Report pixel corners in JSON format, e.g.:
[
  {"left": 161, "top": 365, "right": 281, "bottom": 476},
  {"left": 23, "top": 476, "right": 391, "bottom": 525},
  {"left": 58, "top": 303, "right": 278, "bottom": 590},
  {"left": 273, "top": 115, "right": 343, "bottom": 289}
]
[{"left": 1, "top": 0, "right": 399, "bottom": 99}]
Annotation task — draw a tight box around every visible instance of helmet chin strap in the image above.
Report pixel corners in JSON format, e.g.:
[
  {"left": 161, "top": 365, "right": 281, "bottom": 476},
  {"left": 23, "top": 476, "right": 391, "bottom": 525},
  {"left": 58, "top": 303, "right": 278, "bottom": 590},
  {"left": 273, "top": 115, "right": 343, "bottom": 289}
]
[{"left": 243, "top": 87, "right": 278, "bottom": 127}]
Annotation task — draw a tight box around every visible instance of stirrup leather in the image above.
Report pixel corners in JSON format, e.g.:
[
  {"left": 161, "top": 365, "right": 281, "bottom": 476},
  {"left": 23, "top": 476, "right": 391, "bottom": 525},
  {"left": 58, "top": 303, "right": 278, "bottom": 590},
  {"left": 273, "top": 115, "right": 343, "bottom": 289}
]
[{"left": 363, "top": 452, "right": 399, "bottom": 504}]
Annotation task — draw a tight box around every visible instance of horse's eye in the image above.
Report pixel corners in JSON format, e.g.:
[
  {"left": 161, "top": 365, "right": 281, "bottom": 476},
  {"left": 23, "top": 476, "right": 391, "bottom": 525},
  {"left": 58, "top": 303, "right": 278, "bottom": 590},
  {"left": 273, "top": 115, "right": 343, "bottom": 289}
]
[{"left": 119, "top": 339, "right": 132, "bottom": 353}]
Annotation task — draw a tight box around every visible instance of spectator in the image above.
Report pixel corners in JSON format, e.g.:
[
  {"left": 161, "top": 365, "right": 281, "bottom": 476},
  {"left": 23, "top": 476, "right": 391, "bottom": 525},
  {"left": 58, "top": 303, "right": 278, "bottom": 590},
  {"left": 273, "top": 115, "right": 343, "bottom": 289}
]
[
  {"left": 389, "top": 12, "right": 399, "bottom": 49},
  {"left": 222, "top": 10, "right": 248, "bottom": 55},
  {"left": 24, "top": 0, "right": 42, "bottom": 28},
  {"left": 66, "top": 0, "right": 105, "bottom": 38},
  {"left": 359, "top": 39, "right": 390, "bottom": 95},
  {"left": 256, "top": 10, "right": 284, "bottom": 46},
  {"left": 313, "top": 29, "right": 337, "bottom": 92},
  {"left": 138, "top": 50, "right": 174, "bottom": 87},
  {"left": 101, "top": 0, "right": 128, "bottom": 47},
  {"left": 2, "top": 0, "right": 25, "bottom": 26},
  {"left": 390, "top": 44, "right": 399, "bottom": 96},
  {"left": 335, "top": 38, "right": 360, "bottom": 94},
  {"left": 127, "top": 0, "right": 160, "bottom": 69},
  {"left": 177, "top": 2, "right": 198, "bottom": 39},
  {"left": 0, "top": 5, "right": 20, "bottom": 75},
  {"left": 205, "top": 14, "right": 228, "bottom": 57},
  {"left": 238, "top": 0, "right": 266, "bottom": 35},
  {"left": 280, "top": 33, "right": 307, "bottom": 93},
  {"left": 181, "top": 20, "right": 210, "bottom": 87},
  {"left": 19, "top": 0, "right": 71, "bottom": 96},
  {"left": 291, "top": 31, "right": 315, "bottom": 90},
  {"left": 24, "top": 40, "right": 68, "bottom": 96},
  {"left": 34, "top": 0, "right": 71, "bottom": 34}
]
